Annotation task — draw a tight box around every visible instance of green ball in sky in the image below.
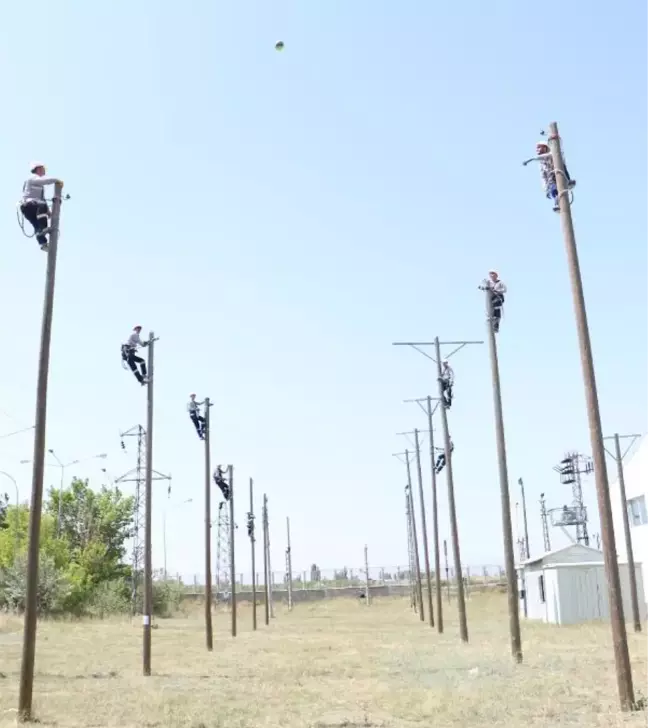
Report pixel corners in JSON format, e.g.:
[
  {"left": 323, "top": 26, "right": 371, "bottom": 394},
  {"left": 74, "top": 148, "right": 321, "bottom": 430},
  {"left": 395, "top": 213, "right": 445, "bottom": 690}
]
[{"left": 275, "top": 41, "right": 285, "bottom": 51}]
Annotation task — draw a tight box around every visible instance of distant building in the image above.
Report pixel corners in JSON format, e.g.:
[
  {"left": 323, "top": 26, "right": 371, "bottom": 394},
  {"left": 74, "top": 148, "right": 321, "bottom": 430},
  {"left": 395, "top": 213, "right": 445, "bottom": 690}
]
[
  {"left": 609, "top": 435, "right": 648, "bottom": 606},
  {"left": 520, "top": 543, "right": 645, "bottom": 626}
]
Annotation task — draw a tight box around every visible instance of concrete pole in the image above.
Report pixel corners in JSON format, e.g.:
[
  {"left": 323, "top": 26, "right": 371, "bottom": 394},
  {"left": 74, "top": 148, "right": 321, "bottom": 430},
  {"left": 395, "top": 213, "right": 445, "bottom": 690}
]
[
  {"left": 485, "top": 291, "right": 522, "bottom": 663},
  {"left": 405, "top": 489, "right": 417, "bottom": 612},
  {"left": 434, "top": 337, "right": 468, "bottom": 642},
  {"left": 548, "top": 121, "right": 634, "bottom": 711},
  {"left": 142, "top": 330, "right": 156, "bottom": 676},
  {"left": 250, "top": 478, "right": 257, "bottom": 630},
  {"left": 414, "top": 429, "right": 434, "bottom": 627},
  {"left": 266, "top": 500, "right": 275, "bottom": 619},
  {"left": 18, "top": 181, "right": 64, "bottom": 722},
  {"left": 613, "top": 434, "right": 642, "bottom": 633},
  {"left": 204, "top": 398, "right": 213, "bottom": 651},
  {"left": 405, "top": 452, "right": 425, "bottom": 622},
  {"left": 286, "top": 517, "right": 294, "bottom": 611},
  {"left": 426, "top": 397, "right": 443, "bottom": 633},
  {"left": 229, "top": 465, "right": 236, "bottom": 637},
  {"left": 364, "top": 544, "right": 371, "bottom": 606},
  {"left": 519, "top": 477, "right": 530, "bottom": 559},
  {"left": 263, "top": 495, "right": 270, "bottom": 625}
]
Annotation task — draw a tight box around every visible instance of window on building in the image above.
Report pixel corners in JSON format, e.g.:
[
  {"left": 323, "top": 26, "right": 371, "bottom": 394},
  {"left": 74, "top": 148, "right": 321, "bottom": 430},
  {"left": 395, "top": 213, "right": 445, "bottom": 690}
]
[
  {"left": 538, "top": 574, "right": 546, "bottom": 603},
  {"left": 627, "top": 495, "right": 648, "bottom": 527}
]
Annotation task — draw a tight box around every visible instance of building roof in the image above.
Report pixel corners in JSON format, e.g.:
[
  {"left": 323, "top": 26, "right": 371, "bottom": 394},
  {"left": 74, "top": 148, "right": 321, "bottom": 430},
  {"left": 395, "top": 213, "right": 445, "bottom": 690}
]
[{"left": 522, "top": 543, "right": 604, "bottom": 567}]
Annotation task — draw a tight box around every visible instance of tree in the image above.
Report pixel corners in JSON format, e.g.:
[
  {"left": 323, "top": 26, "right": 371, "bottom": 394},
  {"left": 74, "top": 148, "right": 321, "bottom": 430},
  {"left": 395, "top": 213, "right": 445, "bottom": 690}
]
[{"left": 0, "top": 492, "right": 9, "bottom": 530}]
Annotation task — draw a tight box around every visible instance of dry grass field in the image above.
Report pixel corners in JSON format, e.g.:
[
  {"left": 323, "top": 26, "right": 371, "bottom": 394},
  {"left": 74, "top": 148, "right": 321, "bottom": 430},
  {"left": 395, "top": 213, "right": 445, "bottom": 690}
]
[{"left": 0, "top": 593, "right": 646, "bottom": 727}]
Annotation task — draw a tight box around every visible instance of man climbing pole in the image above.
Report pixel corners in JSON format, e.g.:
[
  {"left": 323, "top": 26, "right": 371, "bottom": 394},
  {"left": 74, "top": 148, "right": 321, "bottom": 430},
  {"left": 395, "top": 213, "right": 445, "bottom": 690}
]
[
  {"left": 187, "top": 394, "right": 206, "bottom": 440},
  {"left": 523, "top": 140, "right": 576, "bottom": 212},
  {"left": 479, "top": 270, "right": 507, "bottom": 333},
  {"left": 435, "top": 440, "right": 454, "bottom": 474},
  {"left": 439, "top": 360, "right": 454, "bottom": 409},
  {"left": 19, "top": 162, "right": 64, "bottom": 251},
  {"left": 121, "top": 325, "right": 149, "bottom": 386},
  {"left": 213, "top": 466, "right": 231, "bottom": 501}
]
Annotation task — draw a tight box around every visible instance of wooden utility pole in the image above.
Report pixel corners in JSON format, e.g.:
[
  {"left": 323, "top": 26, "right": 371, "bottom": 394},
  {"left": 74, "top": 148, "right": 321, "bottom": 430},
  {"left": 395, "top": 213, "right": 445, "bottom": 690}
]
[
  {"left": 548, "top": 121, "right": 634, "bottom": 711},
  {"left": 414, "top": 429, "right": 434, "bottom": 627},
  {"left": 485, "top": 291, "right": 522, "bottom": 663},
  {"left": 286, "top": 517, "right": 294, "bottom": 611},
  {"left": 229, "top": 465, "right": 236, "bottom": 637},
  {"left": 405, "top": 488, "right": 417, "bottom": 612},
  {"left": 143, "top": 330, "right": 156, "bottom": 676},
  {"left": 18, "top": 182, "right": 64, "bottom": 722},
  {"left": 434, "top": 337, "right": 468, "bottom": 642},
  {"left": 263, "top": 494, "right": 270, "bottom": 626},
  {"left": 266, "top": 498, "right": 275, "bottom": 619},
  {"left": 363, "top": 544, "right": 371, "bottom": 606},
  {"left": 249, "top": 478, "right": 257, "bottom": 630},
  {"left": 426, "top": 397, "right": 443, "bottom": 633},
  {"left": 204, "top": 397, "right": 213, "bottom": 651},
  {"left": 404, "top": 452, "right": 424, "bottom": 622},
  {"left": 604, "top": 434, "right": 642, "bottom": 634}
]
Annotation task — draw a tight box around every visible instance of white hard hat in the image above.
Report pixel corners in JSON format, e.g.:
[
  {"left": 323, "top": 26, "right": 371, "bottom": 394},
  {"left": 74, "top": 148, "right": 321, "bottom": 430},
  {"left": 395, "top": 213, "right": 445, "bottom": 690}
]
[
  {"left": 488, "top": 269, "right": 498, "bottom": 275},
  {"left": 536, "top": 140, "right": 549, "bottom": 148},
  {"left": 30, "top": 161, "right": 45, "bottom": 172}
]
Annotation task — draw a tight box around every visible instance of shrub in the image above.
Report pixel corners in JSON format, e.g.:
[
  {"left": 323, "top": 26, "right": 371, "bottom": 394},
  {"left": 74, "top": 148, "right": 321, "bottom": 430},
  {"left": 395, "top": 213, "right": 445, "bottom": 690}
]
[
  {"left": 86, "top": 579, "right": 131, "bottom": 618},
  {"left": 0, "top": 554, "right": 70, "bottom": 615}
]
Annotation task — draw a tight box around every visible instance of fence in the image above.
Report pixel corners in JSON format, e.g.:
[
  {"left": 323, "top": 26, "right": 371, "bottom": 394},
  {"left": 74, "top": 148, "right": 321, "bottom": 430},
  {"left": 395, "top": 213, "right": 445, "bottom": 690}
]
[{"left": 166, "top": 565, "right": 505, "bottom": 596}]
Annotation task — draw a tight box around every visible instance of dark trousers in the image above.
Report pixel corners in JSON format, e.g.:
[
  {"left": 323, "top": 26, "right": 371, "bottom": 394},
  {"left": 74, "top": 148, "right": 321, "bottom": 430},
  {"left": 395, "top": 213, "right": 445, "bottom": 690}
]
[
  {"left": 127, "top": 351, "right": 147, "bottom": 383},
  {"left": 441, "top": 381, "right": 453, "bottom": 408},
  {"left": 435, "top": 454, "right": 446, "bottom": 473},
  {"left": 21, "top": 201, "right": 49, "bottom": 245},
  {"left": 190, "top": 413, "right": 205, "bottom": 438},
  {"left": 491, "top": 293, "right": 504, "bottom": 332}
]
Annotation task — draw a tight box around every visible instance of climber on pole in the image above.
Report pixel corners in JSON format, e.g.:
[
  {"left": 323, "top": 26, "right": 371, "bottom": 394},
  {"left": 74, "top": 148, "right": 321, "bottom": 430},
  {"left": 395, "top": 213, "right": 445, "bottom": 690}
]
[
  {"left": 479, "top": 270, "right": 507, "bottom": 333},
  {"left": 435, "top": 440, "right": 454, "bottom": 474},
  {"left": 522, "top": 140, "right": 576, "bottom": 212},
  {"left": 440, "top": 360, "right": 455, "bottom": 409},
  {"left": 188, "top": 394, "right": 206, "bottom": 440},
  {"left": 121, "top": 325, "right": 149, "bottom": 385},
  {"left": 213, "top": 466, "right": 231, "bottom": 501},
  {"left": 20, "top": 162, "right": 64, "bottom": 251}
]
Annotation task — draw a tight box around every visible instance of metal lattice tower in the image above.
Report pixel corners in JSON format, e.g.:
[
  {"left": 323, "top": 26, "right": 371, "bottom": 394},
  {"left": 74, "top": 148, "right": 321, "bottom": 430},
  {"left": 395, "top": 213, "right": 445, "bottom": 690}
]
[
  {"left": 539, "top": 492, "right": 551, "bottom": 553},
  {"left": 116, "top": 424, "right": 171, "bottom": 613},
  {"left": 551, "top": 452, "right": 592, "bottom": 545},
  {"left": 215, "top": 502, "right": 231, "bottom": 599}
]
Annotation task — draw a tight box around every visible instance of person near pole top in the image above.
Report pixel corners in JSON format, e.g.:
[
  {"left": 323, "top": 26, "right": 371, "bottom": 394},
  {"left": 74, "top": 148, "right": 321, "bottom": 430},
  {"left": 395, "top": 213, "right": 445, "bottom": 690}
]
[
  {"left": 213, "top": 466, "right": 231, "bottom": 501},
  {"left": 439, "top": 360, "right": 454, "bottom": 409},
  {"left": 187, "top": 394, "right": 206, "bottom": 440},
  {"left": 121, "top": 325, "right": 149, "bottom": 386},
  {"left": 479, "top": 270, "right": 507, "bottom": 333},
  {"left": 20, "top": 162, "right": 64, "bottom": 251},
  {"left": 523, "top": 141, "right": 576, "bottom": 213},
  {"left": 435, "top": 440, "right": 454, "bottom": 474}
]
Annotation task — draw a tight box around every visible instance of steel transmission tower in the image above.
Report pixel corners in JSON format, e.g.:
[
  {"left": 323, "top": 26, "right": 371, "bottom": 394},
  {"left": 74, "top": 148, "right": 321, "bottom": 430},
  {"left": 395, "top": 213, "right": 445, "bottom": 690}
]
[
  {"left": 551, "top": 452, "right": 593, "bottom": 545},
  {"left": 117, "top": 425, "right": 170, "bottom": 612}
]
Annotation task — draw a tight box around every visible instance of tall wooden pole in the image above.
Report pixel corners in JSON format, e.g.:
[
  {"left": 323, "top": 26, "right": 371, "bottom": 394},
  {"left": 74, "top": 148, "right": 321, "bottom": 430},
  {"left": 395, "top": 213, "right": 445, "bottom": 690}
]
[
  {"left": 142, "top": 330, "right": 156, "bottom": 675},
  {"left": 229, "top": 465, "right": 236, "bottom": 637},
  {"left": 414, "top": 429, "right": 434, "bottom": 627},
  {"left": 250, "top": 478, "right": 257, "bottom": 630},
  {"left": 426, "top": 397, "right": 443, "bottom": 633},
  {"left": 204, "top": 398, "right": 213, "bottom": 650},
  {"left": 18, "top": 182, "right": 64, "bottom": 721},
  {"left": 548, "top": 121, "right": 634, "bottom": 710},
  {"left": 485, "top": 292, "right": 522, "bottom": 663}
]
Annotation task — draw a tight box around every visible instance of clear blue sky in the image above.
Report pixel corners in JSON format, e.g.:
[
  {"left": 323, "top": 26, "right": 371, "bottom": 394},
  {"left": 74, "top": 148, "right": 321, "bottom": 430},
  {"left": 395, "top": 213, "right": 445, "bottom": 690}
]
[{"left": 0, "top": 1, "right": 645, "bottom": 582}]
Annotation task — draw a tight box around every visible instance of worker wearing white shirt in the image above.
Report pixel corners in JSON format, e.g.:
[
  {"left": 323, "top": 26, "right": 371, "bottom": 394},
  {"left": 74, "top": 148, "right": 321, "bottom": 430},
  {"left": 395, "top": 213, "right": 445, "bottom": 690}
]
[
  {"left": 440, "top": 360, "right": 455, "bottom": 409},
  {"left": 19, "top": 161, "right": 64, "bottom": 251},
  {"left": 121, "top": 325, "right": 149, "bottom": 385},
  {"left": 480, "top": 270, "right": 507, "bottom": 333},
  {"left": 188, "top": 394, "right": 206, "bottom": 440}
]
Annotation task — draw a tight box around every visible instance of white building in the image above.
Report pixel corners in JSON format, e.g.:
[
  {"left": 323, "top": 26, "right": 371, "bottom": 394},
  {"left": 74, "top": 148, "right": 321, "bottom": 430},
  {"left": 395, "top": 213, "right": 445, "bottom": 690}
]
[
  {"left": 609, "top": 435, "right": 648, "bottom": 606},
  {"left": 520, "top": 543, "right": 646, "bottom": 626}
]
